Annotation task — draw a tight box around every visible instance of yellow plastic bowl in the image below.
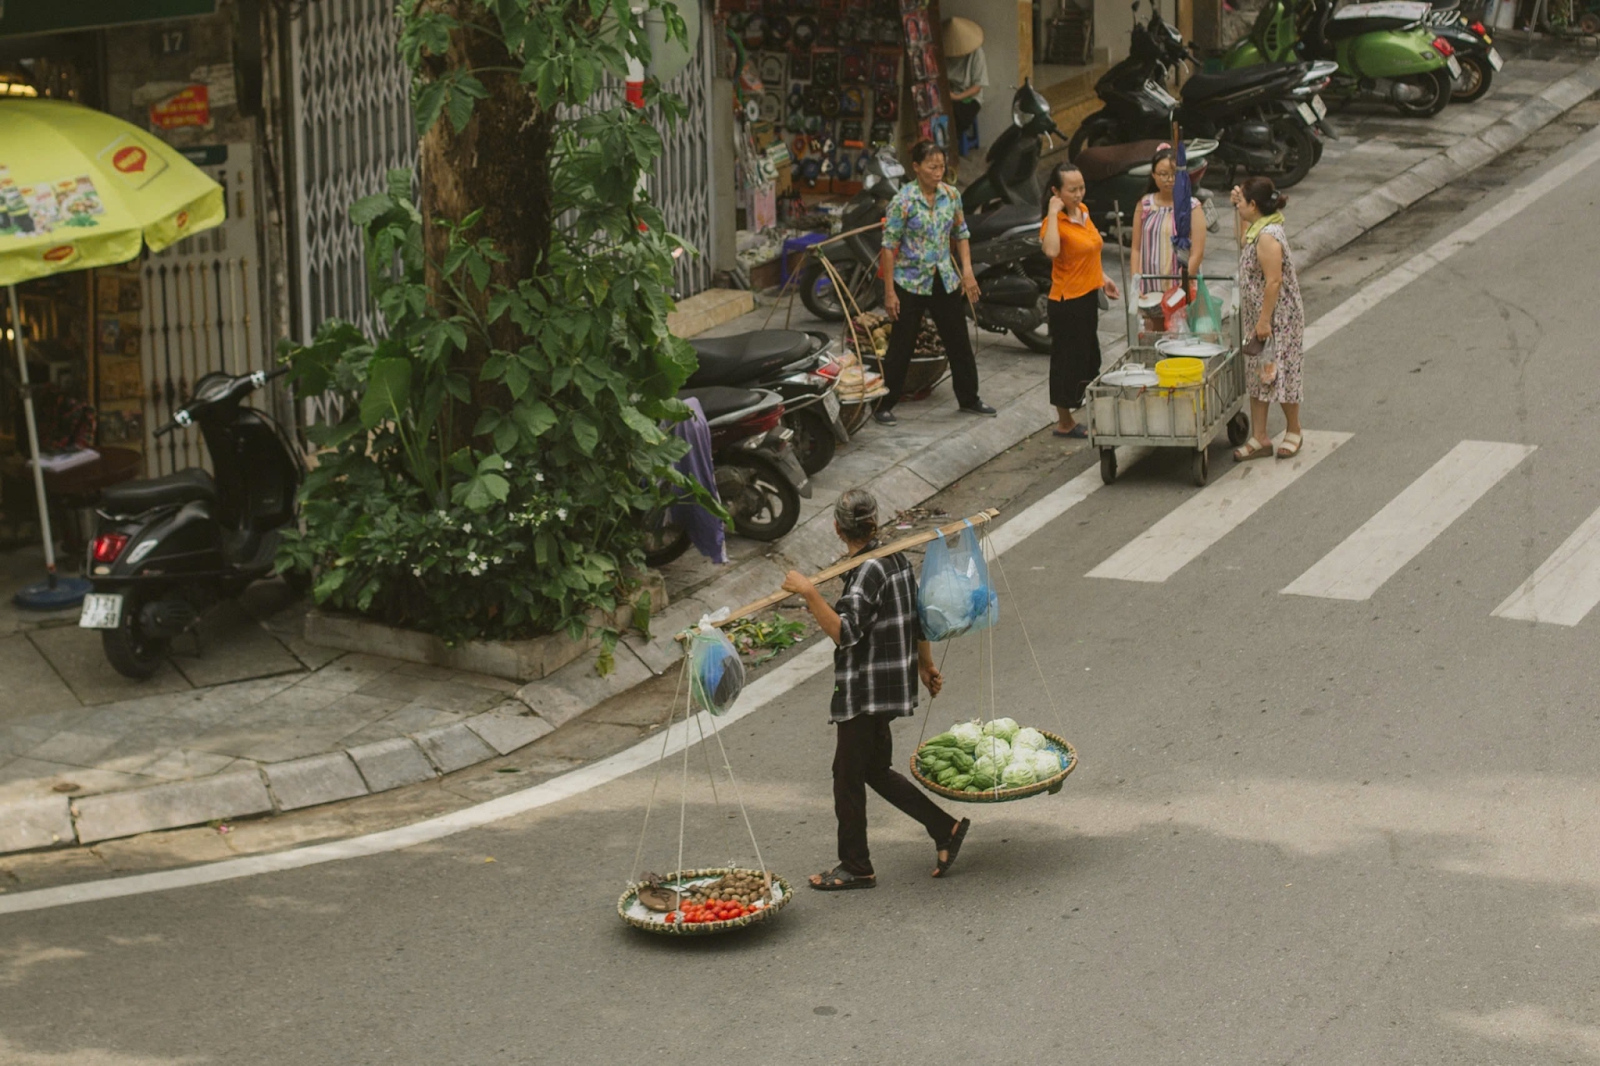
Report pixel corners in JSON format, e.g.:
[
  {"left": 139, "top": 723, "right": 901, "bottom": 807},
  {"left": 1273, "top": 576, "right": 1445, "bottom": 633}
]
[{"left": 1154, "top": 357, "right": 1204, "bottom": 387}]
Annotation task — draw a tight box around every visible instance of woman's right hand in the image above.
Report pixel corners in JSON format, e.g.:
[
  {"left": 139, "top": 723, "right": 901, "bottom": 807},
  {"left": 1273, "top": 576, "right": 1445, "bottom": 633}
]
[
  {"left": 1047, "top": 195, "right": 1065, "bottom": 216},
  {"left": 884, "top": 287, "right": 900, "bottom": 321},
  {"left": 1229, "top": 185, "right": 1244, "bottom": 209}
]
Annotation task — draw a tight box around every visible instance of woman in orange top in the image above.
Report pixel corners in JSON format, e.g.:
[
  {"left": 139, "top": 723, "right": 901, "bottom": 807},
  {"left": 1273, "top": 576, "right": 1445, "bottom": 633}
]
[{"left": 1039, "top": 163, "right": 1119, "bottom": 438}]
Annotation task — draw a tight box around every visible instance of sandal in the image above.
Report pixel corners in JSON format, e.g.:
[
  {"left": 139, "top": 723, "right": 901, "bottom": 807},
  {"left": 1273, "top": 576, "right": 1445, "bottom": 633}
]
[
  {"left": 1053, "top": 425, "right": 1087, "bottom": 439},
  {"left": 1233, "top": 437, "right": 1274, "bottom": 462},
  {"left": 808, "top": 866, "right": 876, "bottom": 891},
  {"left": 933, "top": 818, "right": 971, "bottom": 878},
  {"left": 1276, "top": 432, "right": 1302, "bottom": 459}
]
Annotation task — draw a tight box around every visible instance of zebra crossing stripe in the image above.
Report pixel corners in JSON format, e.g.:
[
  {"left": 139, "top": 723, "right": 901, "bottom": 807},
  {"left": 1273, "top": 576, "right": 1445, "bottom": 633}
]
[
  {"left": 1492, "top": 506, "right": 1600, "bottom": 627},
  {"left": 1086, "top": 430, "right": 1352, "bottom": 584},
  {"left": 1282, "top": 440, "right": 1535, "bottom": 602}
]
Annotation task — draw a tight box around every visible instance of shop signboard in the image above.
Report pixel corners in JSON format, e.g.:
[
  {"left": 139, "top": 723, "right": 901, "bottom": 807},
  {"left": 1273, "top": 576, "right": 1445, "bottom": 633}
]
[{"left": 0, "top": 0, "right": 217, "bottom": 39}]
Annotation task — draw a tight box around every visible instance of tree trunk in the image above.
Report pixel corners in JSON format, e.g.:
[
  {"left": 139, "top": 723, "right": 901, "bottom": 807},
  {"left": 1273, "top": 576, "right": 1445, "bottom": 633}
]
[{"left": 417, "top": 2, "right": 554, "bottom": 435}]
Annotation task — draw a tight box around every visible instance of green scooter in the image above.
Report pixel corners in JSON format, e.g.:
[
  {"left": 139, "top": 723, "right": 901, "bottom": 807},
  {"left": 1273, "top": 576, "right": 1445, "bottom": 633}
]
[{"left": 1225, "top": 0, "right": 1458, "bottom": 117}]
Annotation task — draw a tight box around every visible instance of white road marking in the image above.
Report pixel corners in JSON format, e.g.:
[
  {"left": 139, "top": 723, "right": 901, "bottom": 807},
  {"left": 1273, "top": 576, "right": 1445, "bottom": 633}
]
[
  {"left": 0, "top": 448, "right": 1143, "bottom": 916},
  {"left": 1302, "top": 132, "right": 1600, "bottom": 354},
  {"left": 1493, "top": 505, "right": 1600, "bottom": 626},
  {"left": 1087, "top": 431, "right": 1352, "bottom": 584},
  {"left": 1283, "top": 441, "right": 1536, "bottom": 601}
]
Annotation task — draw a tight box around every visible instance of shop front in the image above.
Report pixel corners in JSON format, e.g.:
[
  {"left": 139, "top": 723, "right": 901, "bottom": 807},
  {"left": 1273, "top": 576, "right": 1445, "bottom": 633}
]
[{"left": 0, "top": 0, "right": 282, "bottom": 551}]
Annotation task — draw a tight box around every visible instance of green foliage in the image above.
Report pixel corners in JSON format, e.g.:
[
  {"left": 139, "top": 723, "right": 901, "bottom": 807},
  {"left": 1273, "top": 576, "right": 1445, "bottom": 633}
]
[{"left": 277, "top": 1, "right": 708, "bottom": 653}]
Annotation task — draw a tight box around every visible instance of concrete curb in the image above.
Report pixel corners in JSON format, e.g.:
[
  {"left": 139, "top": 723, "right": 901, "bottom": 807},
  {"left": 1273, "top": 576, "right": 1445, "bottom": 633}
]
[
  {"left": 3, "top": 61, "right": 1596, "bottom": 856},
  {"left": 1295, "top": 57, "right": 1600, "bottom": 268}
]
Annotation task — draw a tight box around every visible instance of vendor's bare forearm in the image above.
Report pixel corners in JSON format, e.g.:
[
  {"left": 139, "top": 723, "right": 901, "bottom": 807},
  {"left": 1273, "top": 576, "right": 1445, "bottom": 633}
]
[{"left": 802, "top": 589, "right": 844, "bottom": 643}]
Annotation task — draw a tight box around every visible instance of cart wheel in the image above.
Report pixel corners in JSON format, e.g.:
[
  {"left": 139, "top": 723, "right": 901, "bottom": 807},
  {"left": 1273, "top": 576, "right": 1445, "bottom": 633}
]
[
  {"left": 1099, "top": 448, "right": 1117, "bottom": 485},
  {"left": 1226, "top": 413, "right": 1250, "bottom": 448},
  {"left": 1191, "top": 449, "right": 1210, "bottom": 487}
]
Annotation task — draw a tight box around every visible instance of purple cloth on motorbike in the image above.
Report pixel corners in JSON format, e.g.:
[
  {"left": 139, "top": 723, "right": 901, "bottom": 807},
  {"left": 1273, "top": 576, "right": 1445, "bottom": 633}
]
[{"left": 669, "top": 398, "right": 727, "bottom": 564}]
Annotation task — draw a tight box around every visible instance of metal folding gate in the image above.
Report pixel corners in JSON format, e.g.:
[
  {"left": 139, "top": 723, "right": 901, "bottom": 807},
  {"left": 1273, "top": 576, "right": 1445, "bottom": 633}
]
[
  {"left": 286, "top": 0, "right": 715, "bottom": 375},
  {"left": 140, "top": 142, "right": 269, "bottom": 478}
]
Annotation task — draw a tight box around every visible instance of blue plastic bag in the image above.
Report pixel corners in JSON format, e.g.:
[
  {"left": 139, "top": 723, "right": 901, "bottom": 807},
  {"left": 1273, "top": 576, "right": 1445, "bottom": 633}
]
[
  {"left": 688, "top": 622, "right": 745, "bottom": 716},
  {"left": 917, "top": 521, "right": 999, "bottom": 642}
]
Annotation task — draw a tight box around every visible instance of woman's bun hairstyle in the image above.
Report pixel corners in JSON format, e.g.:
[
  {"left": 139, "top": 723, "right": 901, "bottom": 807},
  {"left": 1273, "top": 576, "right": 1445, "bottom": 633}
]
[{"left": 1239, "top": 176, "right": 1287, "bottom": 215}]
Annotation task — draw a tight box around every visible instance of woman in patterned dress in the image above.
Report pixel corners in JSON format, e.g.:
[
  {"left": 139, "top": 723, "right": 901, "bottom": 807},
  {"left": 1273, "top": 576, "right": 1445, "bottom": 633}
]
[
  {"left": 1231, "top": 177, "right": 1306, "bottom": 462},
  {"left": 1129, "top": 144, "right": 1206, "bottom": 330}
]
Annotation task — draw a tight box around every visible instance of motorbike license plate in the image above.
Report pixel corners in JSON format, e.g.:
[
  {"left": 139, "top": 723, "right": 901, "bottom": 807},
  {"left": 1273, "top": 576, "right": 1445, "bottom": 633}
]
[
  {"left": 1447, "top": 56, "right": 1462, "bottom": 78},
  {"left": 79, "top": 593, "right": 124, "bottom": 630},
  {"left": 822, "top": 390, "right": 842, "bottom": 420},
  {"left": 1296, "top": 102, "right": 1318, "bottom": 125},
  {"left": 1312, "top": 94, "right": 1328, "bottom": 118},
  {"left": 1488, "top": 48, "right": 1503, "bottom": 71}
]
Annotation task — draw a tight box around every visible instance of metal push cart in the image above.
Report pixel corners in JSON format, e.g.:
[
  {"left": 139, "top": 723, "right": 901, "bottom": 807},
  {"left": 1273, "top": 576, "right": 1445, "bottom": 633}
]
[{"left": 1086, "top": 272, "right": 1251, "bottom": 487}]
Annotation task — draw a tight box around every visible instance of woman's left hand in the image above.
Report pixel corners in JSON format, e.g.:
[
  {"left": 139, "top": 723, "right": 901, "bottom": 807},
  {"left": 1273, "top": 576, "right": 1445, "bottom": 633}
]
[
  {"left": 961, "top": 269, "right": 980, "bottom": 302},
  {"left": 1104, "top": 279, "right": 1121, "bottom": 302}
]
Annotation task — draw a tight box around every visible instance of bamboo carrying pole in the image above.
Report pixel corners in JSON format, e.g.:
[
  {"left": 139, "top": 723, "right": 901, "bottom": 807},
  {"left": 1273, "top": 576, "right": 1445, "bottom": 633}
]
[{"left": 713, "top": 507, "right": 1000, "bottom": 628}]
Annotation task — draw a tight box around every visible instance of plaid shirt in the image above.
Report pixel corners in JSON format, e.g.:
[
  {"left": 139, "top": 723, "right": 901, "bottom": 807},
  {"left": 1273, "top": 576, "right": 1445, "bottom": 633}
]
[{"left": 830, "top": 547, "right": 923, "bottom": 723}]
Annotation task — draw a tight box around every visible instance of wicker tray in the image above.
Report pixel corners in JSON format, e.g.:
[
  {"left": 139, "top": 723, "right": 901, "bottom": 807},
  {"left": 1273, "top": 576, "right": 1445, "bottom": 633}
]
[
  {"left": 618, "top": 868, "right": 793, "bottom": 936},
  {"left": 909, "top": 730, "right": 1078, "bottom": 803}
]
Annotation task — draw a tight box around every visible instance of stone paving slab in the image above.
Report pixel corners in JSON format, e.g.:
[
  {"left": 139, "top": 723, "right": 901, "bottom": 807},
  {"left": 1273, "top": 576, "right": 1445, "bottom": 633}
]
[{"left": 0, "top": 50, "right": 1592, "bottom": 854}]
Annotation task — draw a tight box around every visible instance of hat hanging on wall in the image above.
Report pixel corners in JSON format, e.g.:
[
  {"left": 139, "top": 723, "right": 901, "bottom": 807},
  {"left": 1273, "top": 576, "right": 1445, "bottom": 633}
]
[
  {"left": 742, "top": 16, "right": 767, "bottom": 50},
  {"left": 765, "top": 15, "right": 792, "bottom": 48},
  {"left": 791, "top": 16, "right": 818, "bottom": 49},
  {"left": 759, "top": 91, "right": 783, "bottom": 123},
  {"left": 759, "top": 53, "right": 786, "bottom": 86},
  {"left": 942, "top": 16, "right": 984, "bottom": 57}
]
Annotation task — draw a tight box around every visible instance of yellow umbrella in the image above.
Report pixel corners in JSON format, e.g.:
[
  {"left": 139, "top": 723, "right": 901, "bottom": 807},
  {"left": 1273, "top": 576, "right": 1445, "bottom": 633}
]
[{"left": 1, "top": 99, "right": 224, "bottom": 607}]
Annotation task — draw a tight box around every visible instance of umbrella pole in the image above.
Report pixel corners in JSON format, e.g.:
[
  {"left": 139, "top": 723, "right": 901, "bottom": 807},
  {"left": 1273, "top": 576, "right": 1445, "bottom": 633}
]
[{"left": 7, "top": 284, "right": 59, "bottom": 589}]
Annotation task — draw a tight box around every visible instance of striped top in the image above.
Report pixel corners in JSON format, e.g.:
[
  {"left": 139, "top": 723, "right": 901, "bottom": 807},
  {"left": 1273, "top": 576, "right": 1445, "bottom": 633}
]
[{"left": 1136, "top": 194, "right": 1203, "bottom": 293}]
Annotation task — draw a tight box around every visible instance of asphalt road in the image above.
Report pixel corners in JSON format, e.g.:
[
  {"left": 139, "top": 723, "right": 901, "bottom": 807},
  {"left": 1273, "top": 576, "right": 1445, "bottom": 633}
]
[{"left": 5, "top": 123, "right": 1600, "bottom": 1066}]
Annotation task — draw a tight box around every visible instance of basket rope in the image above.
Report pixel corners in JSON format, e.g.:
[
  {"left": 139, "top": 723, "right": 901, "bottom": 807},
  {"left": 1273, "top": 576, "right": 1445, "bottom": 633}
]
[{"left": 628, "top": 658, "right": 687, "bottom": 887}]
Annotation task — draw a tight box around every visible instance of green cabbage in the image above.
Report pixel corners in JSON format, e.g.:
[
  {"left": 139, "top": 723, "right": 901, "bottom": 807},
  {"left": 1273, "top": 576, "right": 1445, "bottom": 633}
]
[
  {"left": 982, "top": 717, "right": 1020, "bottom": 742},
  {"left": 970, "top": 753, "right": 999, "bottom": 780},
  {"left": 948, "top": 720, "right": 984, "bottom": 751},
  {"left": 971, "top": 736, "right": 1011, "bottom": 766},
  {"left": 1012, "top": 727, "right": 1047, "bottom": 752},
  {"left": 1030, "top": 750, "right": 1063, "bottom": 779},
  {"left": 1000, "top": 761, "right": 1038, "bottom": 788}
]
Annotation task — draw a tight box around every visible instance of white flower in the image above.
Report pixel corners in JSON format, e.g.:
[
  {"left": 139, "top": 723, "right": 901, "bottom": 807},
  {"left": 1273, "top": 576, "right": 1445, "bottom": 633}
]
[
  {"left": 462, "top": 523, "right": 472, "bottom": 534},
  {"left": 535, "top": 472, "right": 545, "bottom": 483},
  {"left": 492, "top": 556, "right": 503, "bottom": 565},
  {"left": 556, "top": 507, "right": 568, "bottom": 521},
  {"left": 467, "top": 552, "right": 478, "bottom": 562},
  {"left": 412, "top": 566, "right": 423, "bottom": 577}
]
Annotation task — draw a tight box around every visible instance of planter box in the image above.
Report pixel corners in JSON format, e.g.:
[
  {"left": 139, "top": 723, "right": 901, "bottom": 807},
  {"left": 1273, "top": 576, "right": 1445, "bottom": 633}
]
[{"left": 303, "top": 572, "right": 667, "bottom": 683}]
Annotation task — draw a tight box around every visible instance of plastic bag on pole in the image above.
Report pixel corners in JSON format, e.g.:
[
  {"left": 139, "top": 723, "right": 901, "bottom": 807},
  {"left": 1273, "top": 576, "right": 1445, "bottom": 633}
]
[
  {"left": 688, "top": 618, "right": 744, "bottom": 716},
  {"left": 917, "top": 521, "right": 999, "bottom": 642}
]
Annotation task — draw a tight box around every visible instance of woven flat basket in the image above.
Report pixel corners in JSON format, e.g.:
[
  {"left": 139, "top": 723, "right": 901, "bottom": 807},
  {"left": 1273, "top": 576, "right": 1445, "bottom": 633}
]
[
  {"left": 909, "top": 730, "right": 1078, "bottom": 803},
  {"left": 618, "top": 868, "right": 793, "bottom": 936}
]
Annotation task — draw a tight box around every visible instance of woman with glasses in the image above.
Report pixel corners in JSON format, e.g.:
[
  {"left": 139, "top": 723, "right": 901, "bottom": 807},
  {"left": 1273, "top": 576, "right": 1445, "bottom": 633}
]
[{"left": 1129, "top": 144, "right": 1206, "bottom": 331}]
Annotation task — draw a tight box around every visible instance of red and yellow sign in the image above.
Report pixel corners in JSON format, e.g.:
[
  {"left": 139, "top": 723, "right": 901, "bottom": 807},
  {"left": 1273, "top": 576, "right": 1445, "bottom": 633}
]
[
  {"left": 149, "top": 85, "right": 211, "bottom": 131},
  {"left": 42, "top": 244, "right": 77, "bottom": 264},
  {"left": 112, "top": 146, "right": 148, "bottom": 174},
  {"left": 96, "top": 132, "right": 169, "bottom": 191}
]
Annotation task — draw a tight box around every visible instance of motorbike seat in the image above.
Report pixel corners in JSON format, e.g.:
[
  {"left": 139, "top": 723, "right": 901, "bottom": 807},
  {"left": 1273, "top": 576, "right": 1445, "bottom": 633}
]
[
  {"left": 680, "top": 386, "right": 772, "bottom": 421},
  {"left": 99, "top": 468, "right": 216, "bottom": 512},
  {"left": 1074, "top": 139, "right": 1171, "bottom": 183},
  {"left": 686, "top": 330, "right": 814, "bottom": 387},
  {"left": 967, "top": 203, "right": 1043, "bottom": 243},
  {"left": 1181, "top": 63, "right": 1303, "bottom": 101}
]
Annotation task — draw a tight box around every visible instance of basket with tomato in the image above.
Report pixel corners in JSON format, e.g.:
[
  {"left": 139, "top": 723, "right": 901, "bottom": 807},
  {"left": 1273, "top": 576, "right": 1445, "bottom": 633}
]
[{"left": 619, "top": 867, "right": 792, "bottom": 936}]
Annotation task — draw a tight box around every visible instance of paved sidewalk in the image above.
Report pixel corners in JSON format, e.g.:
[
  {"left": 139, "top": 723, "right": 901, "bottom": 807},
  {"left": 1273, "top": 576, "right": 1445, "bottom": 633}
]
[{"left": 0, "top": 48, "right": 1594, "bottom": 856}]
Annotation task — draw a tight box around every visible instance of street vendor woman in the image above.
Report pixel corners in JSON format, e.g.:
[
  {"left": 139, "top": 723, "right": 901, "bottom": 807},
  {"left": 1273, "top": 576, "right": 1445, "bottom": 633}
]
[{"left": 782, "top": 489, "right": 972, "bottom": 890}]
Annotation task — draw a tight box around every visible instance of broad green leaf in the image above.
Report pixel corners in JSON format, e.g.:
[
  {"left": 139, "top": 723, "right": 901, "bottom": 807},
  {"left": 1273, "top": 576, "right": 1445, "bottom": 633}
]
[
  {"left": 512, "top": 400, "right": 556, "bottom": 440},
  {"left": 359, "top": 357, "right": 413, "bottom": 429},
  {"left": 618, "top": 405, "right": 664, "bottom": 443},
  {"left": 571, "top": 413, "right": 599, "bottom": 456}
]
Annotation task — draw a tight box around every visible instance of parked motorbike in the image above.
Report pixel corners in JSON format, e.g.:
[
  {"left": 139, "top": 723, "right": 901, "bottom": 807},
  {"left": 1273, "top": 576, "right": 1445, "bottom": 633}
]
[
  {"left": 962, "top": 81, "right": 1064, "bottom": 215},
  {"left": 1412, "top": 1, "right": 1503, "bottom": 101},
  {"left": 1071, "top": 2, "right": 1338, "bottom": 189},
  {"left": 683, "top": 385, "right": 809, "bottom": 538},
  {"left": 797, "top": 147, "right": 902, "bottom": 320},
  {"left": 685, "top": 328, "right": 847, "bottom": 475},
  {"left": 78, "top": 367, "right": 303, "bottom": 679},
  {"left": 1225, "top": 0, "right": 1458, "bottom": 117}
]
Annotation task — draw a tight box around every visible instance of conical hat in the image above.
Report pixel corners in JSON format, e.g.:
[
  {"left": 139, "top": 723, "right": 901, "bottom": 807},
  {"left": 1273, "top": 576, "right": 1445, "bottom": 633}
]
[{"left": 942, "top": 17, "right": 984, "bottom": 57}]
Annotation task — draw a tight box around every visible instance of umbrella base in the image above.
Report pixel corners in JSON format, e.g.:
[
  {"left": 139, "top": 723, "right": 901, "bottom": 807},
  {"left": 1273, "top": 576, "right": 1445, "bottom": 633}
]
[{"left": 14, "top": 575, "right": 92, "bottom": 611}]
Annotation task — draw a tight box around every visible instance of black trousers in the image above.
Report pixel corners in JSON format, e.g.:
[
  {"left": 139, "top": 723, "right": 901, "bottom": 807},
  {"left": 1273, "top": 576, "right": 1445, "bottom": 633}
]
[
  {"left": 1047, "top": 290, "right": 1103, "bottom": 409},
  {"left": 953, "top": 99, "right": 981, "bottom": 151},
  {"left": 881, "top": 275, "right": 981, "bottom": 413},
  {"left": 834, "top": 713, "right": 955, "bottom": 876}
]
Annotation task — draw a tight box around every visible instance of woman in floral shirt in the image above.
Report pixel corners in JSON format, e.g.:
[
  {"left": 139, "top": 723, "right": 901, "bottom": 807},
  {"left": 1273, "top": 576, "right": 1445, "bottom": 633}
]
[{"left": 873, "top": 141, "right": 994, "bottom": 426}]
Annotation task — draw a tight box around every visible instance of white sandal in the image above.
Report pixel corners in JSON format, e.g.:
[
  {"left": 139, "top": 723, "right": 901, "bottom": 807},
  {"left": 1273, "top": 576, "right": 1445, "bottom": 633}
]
[
  {"left": 1276, "top": 432, "right": 1303, "bottom": 459},
  {"left": 1233, "top": 437, "right": 1274, "bottom": 462}
]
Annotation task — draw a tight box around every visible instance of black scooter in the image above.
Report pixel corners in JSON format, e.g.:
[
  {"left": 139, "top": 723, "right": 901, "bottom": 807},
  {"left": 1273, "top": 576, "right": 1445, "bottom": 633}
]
[
  {"left": 1070, "top": 2, "right": 1336, "bottom": 189},
  {"left": 79, "top": 368, "right": 303, "bottom": 679},
  {"left": 797, "top": 148, "right": 903, "bottom": 321},
  {"left": 685, "top": 329, "right": 848, "bottom": 476}
]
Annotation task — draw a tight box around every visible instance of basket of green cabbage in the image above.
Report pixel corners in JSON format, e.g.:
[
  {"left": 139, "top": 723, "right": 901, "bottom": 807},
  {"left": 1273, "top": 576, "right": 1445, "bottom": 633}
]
[{"left": 910, "top": 718, "right": 1077, "bottom": 803}]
